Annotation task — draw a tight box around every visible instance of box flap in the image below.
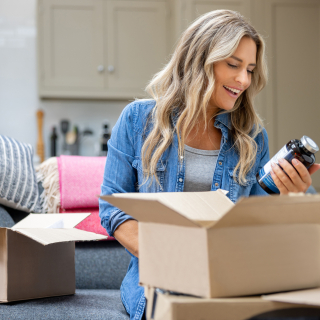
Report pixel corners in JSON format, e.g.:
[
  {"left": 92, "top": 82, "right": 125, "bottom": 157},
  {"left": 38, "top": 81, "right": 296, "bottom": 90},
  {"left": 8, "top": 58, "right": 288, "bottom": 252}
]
[
  {"left": 100, "top": 190, "right": 234, "bottom": 227},
  {"left": 263, "top": 288, "right": 320, "bottom": 307},
  {"left": 11, "top": 213, "right": 91, "bottom": 230},
  {"left": 101, "top": 195, "right": 197, "bottom": 227},
  {"left": 13, "top": 228, "right": 107, "bottom": 245},
  {"left": 212, "top": 194, "right": 320, "bottom": 228}
]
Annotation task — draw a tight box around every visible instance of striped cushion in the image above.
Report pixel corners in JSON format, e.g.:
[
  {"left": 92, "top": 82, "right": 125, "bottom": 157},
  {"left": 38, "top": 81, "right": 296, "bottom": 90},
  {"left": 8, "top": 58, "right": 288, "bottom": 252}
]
[{"left": 0, "top": 135, "right": 41, "bottom": 213}]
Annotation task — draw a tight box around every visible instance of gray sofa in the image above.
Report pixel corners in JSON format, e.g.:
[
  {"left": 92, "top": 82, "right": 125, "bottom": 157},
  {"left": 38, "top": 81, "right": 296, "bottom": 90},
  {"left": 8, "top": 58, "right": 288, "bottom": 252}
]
[{"left": 0, "top": 205, "right": 130, "bottom": 320}]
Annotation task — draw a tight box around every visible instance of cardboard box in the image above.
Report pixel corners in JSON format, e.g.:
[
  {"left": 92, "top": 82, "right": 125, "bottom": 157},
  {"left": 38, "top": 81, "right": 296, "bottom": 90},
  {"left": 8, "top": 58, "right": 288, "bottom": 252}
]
[
  {"left": 101, "top": 191, "right": 320, "bottom": 298},
  {"left": 0, "top": 213, "right": 107, "bottom": 303},
  {"left": 145, "top": 286, "right": 320, "bottom": 320}
]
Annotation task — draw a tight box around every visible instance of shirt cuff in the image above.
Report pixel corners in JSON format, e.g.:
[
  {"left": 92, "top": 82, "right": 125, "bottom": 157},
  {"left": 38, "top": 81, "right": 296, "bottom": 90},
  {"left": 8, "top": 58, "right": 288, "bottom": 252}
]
[{"left": 108, "top": 209, "right": 136, "bottom": 237}]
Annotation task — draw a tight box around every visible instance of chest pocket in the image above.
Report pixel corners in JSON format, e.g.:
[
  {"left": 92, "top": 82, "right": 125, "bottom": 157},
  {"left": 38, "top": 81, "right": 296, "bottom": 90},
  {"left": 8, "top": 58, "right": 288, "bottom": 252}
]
[
  {"left": 132, "top": 159, "right": 167, "bottom": 193},
  {"left": 228, "top": 168, "right": 256, "bottom": 202}
]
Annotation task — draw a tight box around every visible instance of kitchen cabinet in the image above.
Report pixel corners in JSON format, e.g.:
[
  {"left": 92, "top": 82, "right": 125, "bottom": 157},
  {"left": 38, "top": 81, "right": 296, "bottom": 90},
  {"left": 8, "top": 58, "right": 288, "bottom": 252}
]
[
  {"left": 105, "top": 1, "right": 168, "bottom": 95},
  {"left": 38, "top": 0, "right": 169, "bottom": 99}
]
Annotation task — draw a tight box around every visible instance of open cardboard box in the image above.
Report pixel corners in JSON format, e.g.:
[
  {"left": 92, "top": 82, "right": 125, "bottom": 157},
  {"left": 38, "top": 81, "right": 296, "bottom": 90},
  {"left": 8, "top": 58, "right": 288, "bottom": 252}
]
[
  {"left": 0, "top": 213, "right": 107, "bottom": 303},
  {"left": 144, "top": 286, "right": 320, "bottom": 320},
  {"left": 101, "top": 190, "right": 320, "bottom": 298}
]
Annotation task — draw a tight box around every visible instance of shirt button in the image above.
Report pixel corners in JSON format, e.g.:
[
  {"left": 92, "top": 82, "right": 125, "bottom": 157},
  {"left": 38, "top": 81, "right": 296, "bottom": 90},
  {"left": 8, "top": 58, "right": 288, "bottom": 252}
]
[
  {"left": 219, "top": 162, "right": 222, "bottom": 165},
  {"left": 180, "top": 156, "right": 183, "bottom": 160},
  {"left": 215, "top": 183, "right": 219, "bottom": 187},
  {"left": 179, "top": 178, "right": 183, "bottom": 182}
]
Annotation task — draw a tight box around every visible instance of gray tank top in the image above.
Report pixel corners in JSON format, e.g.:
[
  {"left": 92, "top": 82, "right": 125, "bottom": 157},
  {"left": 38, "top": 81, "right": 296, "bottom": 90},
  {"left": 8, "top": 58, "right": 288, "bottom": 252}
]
[{"left": 183, "top": 144, "right": 219, "bottom": 192}]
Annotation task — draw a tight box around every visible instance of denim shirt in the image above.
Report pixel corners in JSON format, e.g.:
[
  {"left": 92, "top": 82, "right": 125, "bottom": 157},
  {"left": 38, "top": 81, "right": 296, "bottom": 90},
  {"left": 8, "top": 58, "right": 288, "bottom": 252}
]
[{"left": 99, "top": 99, "right": 270, "bottom": 320}]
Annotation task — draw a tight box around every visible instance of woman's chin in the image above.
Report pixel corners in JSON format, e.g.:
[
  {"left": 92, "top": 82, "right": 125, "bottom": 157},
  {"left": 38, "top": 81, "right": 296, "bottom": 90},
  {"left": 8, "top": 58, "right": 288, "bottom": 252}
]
[{"left": 219, "top": 104, "right": 235, "bottom": 112}]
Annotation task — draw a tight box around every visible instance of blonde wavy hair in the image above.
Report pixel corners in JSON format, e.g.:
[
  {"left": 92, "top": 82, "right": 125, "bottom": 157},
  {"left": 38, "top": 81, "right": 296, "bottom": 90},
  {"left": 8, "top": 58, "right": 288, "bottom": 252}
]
[{"left": 140, "top": 9, "right": 268, "bottom": 185}]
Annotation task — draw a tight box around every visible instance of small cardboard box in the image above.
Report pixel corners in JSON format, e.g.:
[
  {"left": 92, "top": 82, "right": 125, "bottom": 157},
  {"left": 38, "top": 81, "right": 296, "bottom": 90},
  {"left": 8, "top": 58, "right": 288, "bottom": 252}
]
[
  {"left": 0, "top": 213, "right": 107, "bottom": 303},
  {"left": 145, "top": 286, "right": 320, "bottom": 320},
  {"left": 101, "top": 191, "right": 320, "bottom": 298}
]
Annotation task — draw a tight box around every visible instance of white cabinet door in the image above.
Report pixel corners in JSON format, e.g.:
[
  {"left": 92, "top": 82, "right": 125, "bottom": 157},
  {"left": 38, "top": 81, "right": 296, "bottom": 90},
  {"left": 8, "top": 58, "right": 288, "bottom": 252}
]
[
  {"left": 178, "top": 0, "right": 251, "bottom": 33},
  {"left": 105, "top": 1, "right": 168, "bottom": 95},
  {"left": 39, "top": 0, "right": 104, "bottom": 92}
]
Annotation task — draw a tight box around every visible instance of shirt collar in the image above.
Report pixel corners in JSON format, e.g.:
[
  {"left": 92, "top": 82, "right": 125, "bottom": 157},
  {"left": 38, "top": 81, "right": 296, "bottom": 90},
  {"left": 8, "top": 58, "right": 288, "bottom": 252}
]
[
  {"left": 214, "top": 112, "right": 232, "bottom": 130},
  {"left": 171, "top": 109, "right": 232, "bottom": 130}
]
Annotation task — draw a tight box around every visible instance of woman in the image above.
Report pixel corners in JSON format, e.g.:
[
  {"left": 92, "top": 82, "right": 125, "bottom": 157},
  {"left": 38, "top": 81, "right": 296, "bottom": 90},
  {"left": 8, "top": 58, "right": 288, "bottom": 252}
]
[{"left": 99, "top": 9, "right": 319, "bottom": 320}]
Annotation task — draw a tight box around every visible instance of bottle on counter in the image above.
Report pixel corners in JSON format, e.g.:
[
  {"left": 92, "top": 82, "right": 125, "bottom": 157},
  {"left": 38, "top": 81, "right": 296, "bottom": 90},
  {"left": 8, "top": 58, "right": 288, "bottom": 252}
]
[
  {"left": 100, "top": 121, "right": 111, "bottom": 156},
  {"left": 256, "top": 135, "right": 319, "bottom": 194},
  {"left": 60, "top": 120, "right": 70, "bottom": 155},
  {"left": 81, "top": 128, "right": 95, "bottom": 156},
  {"left": 50, "top": 126, "right": 58, "bottom": 157},
  {"left": 66, "top": 126, "right": 79, "bottom": 155}
]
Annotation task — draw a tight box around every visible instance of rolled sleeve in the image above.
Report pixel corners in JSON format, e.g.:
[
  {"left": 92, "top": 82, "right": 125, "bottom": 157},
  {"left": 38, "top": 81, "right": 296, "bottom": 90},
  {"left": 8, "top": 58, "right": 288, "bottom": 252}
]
[
  {"left": 99, "top": 102, "right": 139, "bottom": 237},
  {"left": 250, "top": 128, "right": 270, "bottom": 197}
]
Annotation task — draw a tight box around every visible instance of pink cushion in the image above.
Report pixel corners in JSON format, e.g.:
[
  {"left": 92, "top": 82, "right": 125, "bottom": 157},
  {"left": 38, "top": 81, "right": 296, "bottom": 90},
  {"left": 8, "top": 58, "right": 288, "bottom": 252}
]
[
  {"left": 58, "top": 155, "right": 106, "bottom": 210},
  {"left": 57, "top": 155, "right": 114, "bottom": 240}
]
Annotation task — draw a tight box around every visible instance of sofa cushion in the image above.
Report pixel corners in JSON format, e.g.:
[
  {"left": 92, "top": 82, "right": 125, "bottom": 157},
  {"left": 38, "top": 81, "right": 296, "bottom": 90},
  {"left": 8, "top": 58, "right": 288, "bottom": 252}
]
[
  {"left": 0, "top": 289, "right": 129, "bottom": 320},
  {"left": 0, "top": 135, "right": 41, "bottom": 213},
  {"left": 75, "top": 241, "right": 130, "bottom": 289},
  {"left": 0, "top": 205, "right": 15, "bottom": 228}
]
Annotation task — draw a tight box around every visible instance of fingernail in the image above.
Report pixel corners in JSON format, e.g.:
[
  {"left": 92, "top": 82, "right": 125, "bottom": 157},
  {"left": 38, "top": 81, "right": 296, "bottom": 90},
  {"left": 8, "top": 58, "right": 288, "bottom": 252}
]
[
  {"left": 279, "top": 158, "right": 284, "bottom": 163},
  {"left": 271, "top": 163, "right": 276, "bottom": 168},
  {"left": 293, "top": 159, "right": 299, "bottom": 165}
]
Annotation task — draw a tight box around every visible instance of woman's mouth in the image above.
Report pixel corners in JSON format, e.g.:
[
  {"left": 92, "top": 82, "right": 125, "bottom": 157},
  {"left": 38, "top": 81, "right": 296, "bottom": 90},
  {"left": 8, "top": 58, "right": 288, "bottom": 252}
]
[{"left": 223, "top": 85, "right": 241, "bottom": 98}]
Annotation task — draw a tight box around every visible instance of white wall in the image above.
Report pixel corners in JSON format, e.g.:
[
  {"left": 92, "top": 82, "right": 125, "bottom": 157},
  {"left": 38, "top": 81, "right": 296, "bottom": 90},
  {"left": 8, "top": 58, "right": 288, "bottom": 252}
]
[{"left": 0, "top": 0, "right": 129, "bottom": 160}]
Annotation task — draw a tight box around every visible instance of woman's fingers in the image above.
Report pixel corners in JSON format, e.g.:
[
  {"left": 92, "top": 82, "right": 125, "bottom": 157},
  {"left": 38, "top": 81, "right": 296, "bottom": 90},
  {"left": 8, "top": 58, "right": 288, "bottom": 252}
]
[
  {"left": 308, "top": 163, "right": 320, "bottom": 175},
  {"left": 291, "top": 159, "right": 312, "bottom": 187},
  {"left": 279, "top": 159, "right": 307, "bottom": 190},
  {"left": 270, "top": 158, "right": 312, "bottom": 194},
  {"left": 281, "top": 158, "right": 310, "bottom": 192},
  {"left": 271, "top": 161, "right": 298, "bottom": 192},
  {"left": 270, "top": 165, "right": 289, "bottom": 194}
]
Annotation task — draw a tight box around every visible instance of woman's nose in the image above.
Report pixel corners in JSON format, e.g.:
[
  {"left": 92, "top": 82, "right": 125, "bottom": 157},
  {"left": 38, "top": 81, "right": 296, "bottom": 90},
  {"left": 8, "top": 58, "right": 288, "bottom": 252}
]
[{"left": 235, "top": 69, "right": 250, "bottom": 88}]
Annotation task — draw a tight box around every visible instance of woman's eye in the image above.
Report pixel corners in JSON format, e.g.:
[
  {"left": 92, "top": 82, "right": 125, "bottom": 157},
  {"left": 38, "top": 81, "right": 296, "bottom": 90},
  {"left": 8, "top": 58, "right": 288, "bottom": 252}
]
[{"left": 228, "top": 63, "right": 254, "bottom": 74}]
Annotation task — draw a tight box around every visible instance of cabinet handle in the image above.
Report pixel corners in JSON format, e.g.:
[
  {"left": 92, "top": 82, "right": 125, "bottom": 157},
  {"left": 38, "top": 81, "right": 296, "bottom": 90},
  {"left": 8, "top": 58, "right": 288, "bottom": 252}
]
[
  {"left": 97, "top": 65, "right": 104, "bottom": 72},
  {"left": 108, "top": 65, "right": 115, "bottom": 73}
]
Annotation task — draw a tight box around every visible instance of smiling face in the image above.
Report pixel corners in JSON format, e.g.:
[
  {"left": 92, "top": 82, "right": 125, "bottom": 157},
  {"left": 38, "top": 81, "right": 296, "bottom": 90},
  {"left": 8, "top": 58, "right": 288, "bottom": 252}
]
[{"left": 208, "top": 36, "right": 257, "bottom": 113}]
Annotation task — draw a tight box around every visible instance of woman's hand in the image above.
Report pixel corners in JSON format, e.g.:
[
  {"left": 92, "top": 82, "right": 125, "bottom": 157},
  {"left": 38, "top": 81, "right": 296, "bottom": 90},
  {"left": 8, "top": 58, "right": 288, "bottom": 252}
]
[{"left": 270, "top": 159, "right": 320, "bottom": 195}]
